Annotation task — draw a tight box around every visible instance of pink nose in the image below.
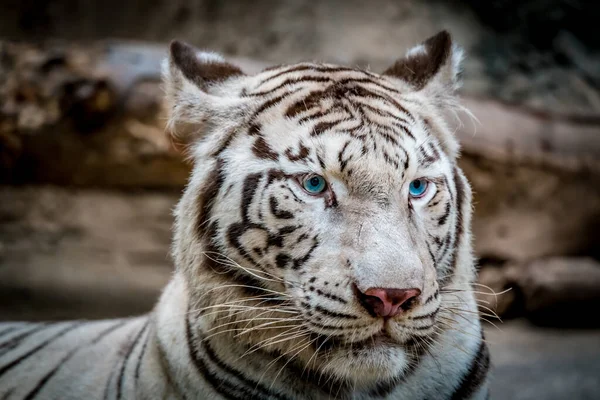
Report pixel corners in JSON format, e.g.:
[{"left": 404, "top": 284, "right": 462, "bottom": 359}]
[{"left": 357, "top": 287, "right": 421, "bottom": 317}]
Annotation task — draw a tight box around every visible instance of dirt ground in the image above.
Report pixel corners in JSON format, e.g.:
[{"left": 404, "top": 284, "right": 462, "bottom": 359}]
[{"left": 1, "top": 186, "right": 599, "bottom": 399}]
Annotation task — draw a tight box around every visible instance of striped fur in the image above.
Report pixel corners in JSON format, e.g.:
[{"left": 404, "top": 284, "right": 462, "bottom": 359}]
[{"left": 0, "top": 31, "right": 489, "bottom": 399}]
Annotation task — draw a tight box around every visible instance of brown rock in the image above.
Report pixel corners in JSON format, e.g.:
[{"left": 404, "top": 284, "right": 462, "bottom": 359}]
[
  {"left": 0, "top": 41, "right": 190, "bottom": 188},
  {"left": 0, "top": 186, "right": 175, "bottom": 321},
  {"left": 507, "top": 257, "right": 600, "bottom": 327},
  {"left": 456, "top": 98, "right": 600, "bottom": 262}
]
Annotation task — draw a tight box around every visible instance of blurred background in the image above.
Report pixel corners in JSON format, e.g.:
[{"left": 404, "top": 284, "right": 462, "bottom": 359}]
[{"left": 0, "top": 1, "right": 599, "bottom": 399}]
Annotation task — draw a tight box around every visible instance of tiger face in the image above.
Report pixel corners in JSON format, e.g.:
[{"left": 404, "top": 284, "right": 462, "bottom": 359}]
[{"left": 166, "top": 31, "right": 474, "bottom": 389}]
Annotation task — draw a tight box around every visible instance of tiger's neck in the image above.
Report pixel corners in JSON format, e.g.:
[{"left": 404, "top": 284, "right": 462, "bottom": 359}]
[{"left": 150, "top": 273, "right": 332, "bottom": 399}]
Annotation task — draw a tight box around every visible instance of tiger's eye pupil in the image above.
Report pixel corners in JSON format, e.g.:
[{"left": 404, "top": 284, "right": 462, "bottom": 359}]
[{"left": 413, "top": 181, "right": 421, "bottom": 189}]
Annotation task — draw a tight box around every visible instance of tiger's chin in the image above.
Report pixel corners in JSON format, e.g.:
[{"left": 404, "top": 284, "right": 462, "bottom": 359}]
[{"left": 310, "top": 332, "right": 417, "bottom": 388}]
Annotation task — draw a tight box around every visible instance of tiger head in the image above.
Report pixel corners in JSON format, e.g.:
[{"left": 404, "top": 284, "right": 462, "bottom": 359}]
[{"left": 165, "top": 31, "right": 474, "bottom": 389}]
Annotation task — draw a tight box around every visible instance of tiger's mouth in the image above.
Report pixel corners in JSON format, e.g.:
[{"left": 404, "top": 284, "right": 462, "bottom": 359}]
[
  {"left": 309, "top": 316, "right": 436, "bottom": 354},
  {"left": 311, "top": 322, "right": 408, "bottom": 352}
]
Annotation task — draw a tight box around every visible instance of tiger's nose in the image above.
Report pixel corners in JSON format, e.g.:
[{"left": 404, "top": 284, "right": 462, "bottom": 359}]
[{"left": 357, "top": 287, "right": 421, "bottom": 318}]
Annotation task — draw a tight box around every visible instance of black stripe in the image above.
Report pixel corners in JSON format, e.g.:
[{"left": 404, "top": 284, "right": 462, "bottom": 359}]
[
  {"left": 1, "top": 388, "right": 15, "bottom": 400},
  {"left": 103, "top": 319, "right": 141, "bottom": 400},
  {"left": 257, "top": 65, "right": 365, "bottom": 87},
  {"left": 410, "top": 308, "right": 440, "bottom": 321},
  {"left": 202, "top": 339, "right": 290, "bottom": 400},
  {"left": 185, "top": 315, "right": 249, "bottom": 400},
  {"left": 0, "top": 326, "right": 20, "bottom": 341},
  {"left": 133, "top": 324, "right": 151, "bottom": 392},
  {"left": 315, "top": 289, "right": 347, "bottom": 305},
  {"left": 0, "top": 324, "right": 48, "bottom": 357},
  {"left": 0, "top": 323, "right": 80, "bottom": 378},
  {"left": 116, "top": 320, "right": 150, "bottom": 400},
  {"left": 188, "top": 309, "right": 292, "bottom": 400},
  {"left": 24, "top": 320, "right": 128, "bottom": 400},
  {"left": 440, "top": 167, "right": 467, "bottom": 287},
  {"left": 437, "top": 201, "right": 452, "bottom": 226},
  {"left": 154, "top": 334, "right": 190, "bottom": 400},
  {"left": 449, "top": 338, "right": 490, "bottom": 400},
  {"left": 308, "top": 320, "right": 372, "bottom": 331},
  {"left": 314, "top": 305, "right": 358, "bottom": 320},
  {"left": 250, "top": 76, "right": 332, "bottom": 97},
  {"left": 422, "top": 289, "right": 440, "bottom": 306}
]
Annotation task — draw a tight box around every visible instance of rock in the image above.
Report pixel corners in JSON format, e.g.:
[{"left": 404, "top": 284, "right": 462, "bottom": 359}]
[
  {"left": 506, "top": 257, "right": 600, "bottom": 327},
  {"left": 456, "top": 98, "right": 600, "bottom": 262},
  {"left": 0, "top": 186, "right": 176, "bottom": 320},
  {"left": 0, "top": 41, "right": 190, "bottom": 188}
]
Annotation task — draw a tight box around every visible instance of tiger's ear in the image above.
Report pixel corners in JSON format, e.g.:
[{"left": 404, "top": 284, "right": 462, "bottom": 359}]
[
  {"left": 383, "top": 31, "right": 463, "bottom": 102},
  {"left": 162, "top": 41, "right": 247, "bottom": 152}
]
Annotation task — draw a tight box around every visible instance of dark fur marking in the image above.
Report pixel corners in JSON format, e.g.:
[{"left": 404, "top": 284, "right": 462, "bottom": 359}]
[
  {"left": 316, "top": 289, "right": 348, "bottom": 305},
  {"left": 338, "top": 141, "right": 352, "bottom": 173},
  {"left": 275, "top": 253, "right": 291, "bottom": 269},
  {"left": 248, "top": 123, "right": 261, "bottom": 136},
  {"left": 0, "top": 324, "right": 49, "bottom": 358},
  {"left": 278, "top": 225, "right": 300, "bottom": 236},
  {"left": 437, "top": 201, "right": 452, "bottom": 226},
  {"left": 422, "top": 289, "right": 440, "bottom": 306},
  {"left": 285, "top": 89, "right": 327, "bottom": 118},
  {"left": 450, "top": 338, "right": 490, "bottom": 400},
  {"left": 257, "top": 64, "right": 369, "bottom": 87},
  {"left": 0, "top": 326, "right": 19, "bottom": 340},
  {"left": 314, "top": 306, "right": 358, "bottom": 320},
  {"left": 252, "top": 93, "right": 289, "bottom": 120},
  {"left": 116, "top": 321, "right": 150, "bottom": 399},
  {"left": 252, "top": 76, "right": 332, "bottom": 97},
  {"left": 440, "top": 167, "right": 466, "bottom": 286},
  {"left": 308, "top": 320, "right": 371, "bottom": 331},
  {"left": 292, "top": 237, "right": 319, "bottom": 270},
  {"left": 311, "top": 120, "right": 342, "bottom": 136},
  {"left": 170, "top": 41, "right": 244, "bottom": 89},
  {"left": 269, "top": 197, "right": 294, "bottom": 219},
  {"left": 185, "top": 315, "right": 249, "bottom": 400},
  {"left": 201, "top": 338, "right": 290, "bottom": 400},
  {"left": 252, "top": 136, "right": 279, "bottom": 161},
  {"left": 24, "top": 321, "right": 129, "bottom": 400},
  {"left": 196, "top": 159, "right": 226, "bottom": 238},
  {"left": 285, "top": 143, "right": 310, "bottom": 162},
  {"left": 410, "top": 308, "right": 440, "bottom": 321},
  {"left": 0, "top": 323, "right": 80, "bottom": 378},
  {"left": 418, "top": 144, "right": 438, "bottom": 167},
  {"left": 316, "top": 154, "right": 326, "bottom": 170},
  {"left": 383, "top": 31, "right": 452, "bottom": 91}
]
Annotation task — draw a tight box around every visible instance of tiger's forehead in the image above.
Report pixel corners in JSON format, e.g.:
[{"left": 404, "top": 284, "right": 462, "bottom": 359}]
[
  {"left": 233, "top": 63, "right": 438, "bottom": 177},
  {"left": 247, "top": 63, "right": 400, "bottom": 93}
]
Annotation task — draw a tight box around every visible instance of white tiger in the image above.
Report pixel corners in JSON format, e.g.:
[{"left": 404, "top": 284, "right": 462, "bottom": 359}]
[{"left": 0, "top": 31, "right": 490, "bottom": 399}]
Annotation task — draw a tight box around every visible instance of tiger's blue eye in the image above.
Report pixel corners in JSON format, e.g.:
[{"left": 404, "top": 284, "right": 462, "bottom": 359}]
[
  {"left": 409, "top": 179, "right": 428, "bottom": 198},
  {"left": 302, "top": 175, "right": 327, "bottom": 194}
]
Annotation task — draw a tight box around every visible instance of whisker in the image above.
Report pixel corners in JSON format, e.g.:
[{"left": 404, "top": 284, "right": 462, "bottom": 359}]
[{"left": 244, "top": 329, "right": 311, "bottom": 357}]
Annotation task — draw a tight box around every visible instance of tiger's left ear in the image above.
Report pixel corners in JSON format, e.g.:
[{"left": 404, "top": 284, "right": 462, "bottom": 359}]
[{"left": 383, "top": 31, "right": 463, "bottom": 104}]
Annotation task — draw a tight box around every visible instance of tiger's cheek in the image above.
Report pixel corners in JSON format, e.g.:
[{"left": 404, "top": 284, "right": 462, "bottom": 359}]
[{"left": 420, "top": 183, "right": 455, "bottom": 271}]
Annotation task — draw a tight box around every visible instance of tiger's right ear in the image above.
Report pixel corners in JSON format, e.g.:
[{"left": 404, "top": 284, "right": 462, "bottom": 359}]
[{"left": 162, "top": 41, "right": 247, "bottom": 150}]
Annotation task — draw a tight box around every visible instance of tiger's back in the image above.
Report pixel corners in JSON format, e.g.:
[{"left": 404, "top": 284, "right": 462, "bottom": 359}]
[{"left": 0, "top": 318, "right": 153, "bottom": 399}]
